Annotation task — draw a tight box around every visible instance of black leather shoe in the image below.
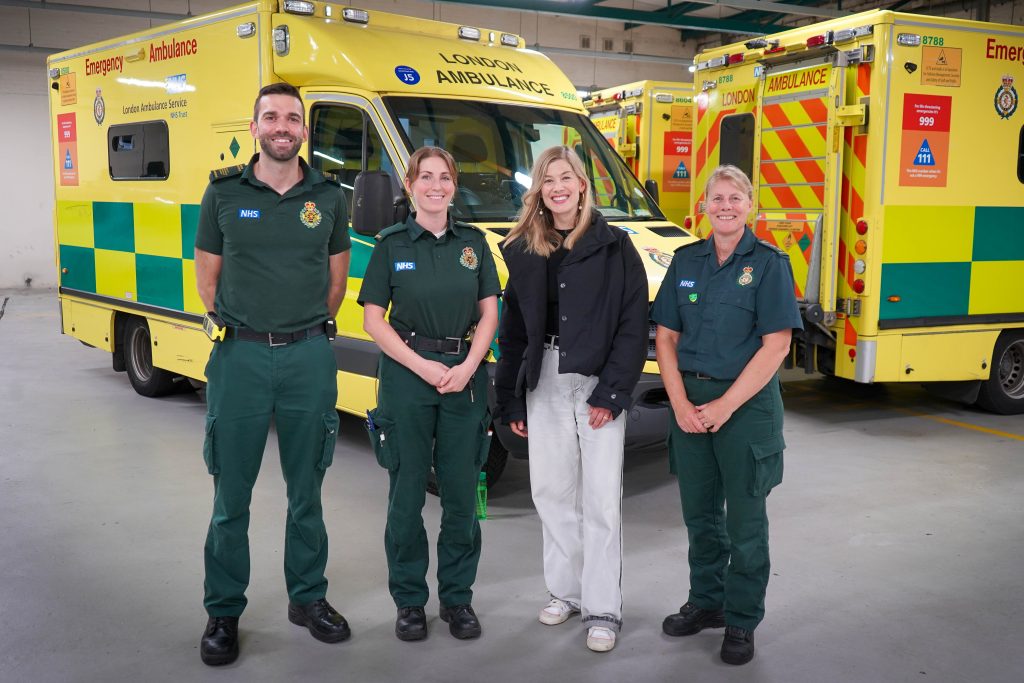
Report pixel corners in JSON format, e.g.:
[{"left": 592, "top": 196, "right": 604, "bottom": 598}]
[
  {"left": 395, "top": 606, "right": 427, "bottom": 641},
  {"left": 439, "top": 604, "right": 481, "bottom": 639},
  {"left": 200, "top": 616, "right": 239, "bottom": 666},
  {"left": 720, "top": 626, "right": 755, "bottom": 665},
  {"left": 662, "top": 602, "right": 726, "bottom": 637},
  {"left": 288, "top": 598, "right": 351, "bottom": 643}
]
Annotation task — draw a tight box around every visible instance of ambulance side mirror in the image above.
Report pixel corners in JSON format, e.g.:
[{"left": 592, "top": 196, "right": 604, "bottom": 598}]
[
  {"left": 644, "top": 178, "right": 660, "bottom": 204},
  {"left": 352, "top": 171, "right": 409, "bottom": 236}
]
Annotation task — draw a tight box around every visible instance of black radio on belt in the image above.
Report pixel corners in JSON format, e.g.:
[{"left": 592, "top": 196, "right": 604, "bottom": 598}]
[
  {"left": 324, "top": 318, "right": 336, "bottom": 341},
  {"left": 203, "top": 311, "right": 226, "bottom": 342}
]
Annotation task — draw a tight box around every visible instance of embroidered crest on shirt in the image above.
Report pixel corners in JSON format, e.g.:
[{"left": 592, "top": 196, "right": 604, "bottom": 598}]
[
  {"left": 459, "top": 246, "right": 479, "bottom": 270},
  {"left": 738, "top": 266, "right": 754, "bottom": 286},
  {"left": 299, "top": 201, "right": 322, "bottom": 229}
]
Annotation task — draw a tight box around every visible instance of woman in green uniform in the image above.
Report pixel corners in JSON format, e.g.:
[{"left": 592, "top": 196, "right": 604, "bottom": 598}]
[
  {"left": 651, "top": 164, "right": 803, "bottom": 666},
  {"left": 359, "top": 147, "right": 500, "bottom": 643}
]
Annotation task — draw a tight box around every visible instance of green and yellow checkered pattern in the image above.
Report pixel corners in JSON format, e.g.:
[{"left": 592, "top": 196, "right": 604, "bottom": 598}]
[
  {"left": 57, "top": 200, "right": 203, "bottom": 313},
  {"left": 880, "top": 205, "right": 1024, "bottom": 321}
]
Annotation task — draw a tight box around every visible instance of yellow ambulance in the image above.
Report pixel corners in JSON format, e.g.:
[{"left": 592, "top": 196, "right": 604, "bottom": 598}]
[
  {"left": 47, "top": 0, "right": 694, "bottom": 485},
  {"left": 688, "top": 9, "right": 1024, "bottom": 414},
  {"left": 584, "top": 80, "right": 695, "bottom": 227}
]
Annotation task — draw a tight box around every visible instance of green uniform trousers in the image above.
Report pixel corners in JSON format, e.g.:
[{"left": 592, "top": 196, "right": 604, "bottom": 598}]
[
  {"left": 667, "top": 374, "right": 786, "bottom": 633},
  {"left": 202, "top": 335, "right": 339, "bottom": 617},
  {"left": 369, "top": 352, "right": 490, "bottom": 609}
]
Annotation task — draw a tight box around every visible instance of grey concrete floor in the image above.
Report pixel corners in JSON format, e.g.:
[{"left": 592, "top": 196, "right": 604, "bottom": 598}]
[{"left": 1, "top": 288, "right": 1022, "bottom": 683}]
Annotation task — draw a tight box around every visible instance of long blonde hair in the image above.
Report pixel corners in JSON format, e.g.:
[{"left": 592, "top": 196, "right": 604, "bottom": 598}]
[{"left": 505, "top": 146, "right": 594, "bottom": 257}]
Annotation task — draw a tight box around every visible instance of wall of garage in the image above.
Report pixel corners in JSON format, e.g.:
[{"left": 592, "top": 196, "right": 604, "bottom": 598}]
[{"left": 1, "top": 0, "right": 1022, "bottom": 288}]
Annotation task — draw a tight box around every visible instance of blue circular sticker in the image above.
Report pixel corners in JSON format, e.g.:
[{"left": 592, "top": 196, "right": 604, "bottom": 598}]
[{"left": 395, "top": 66, "right": 420, "bottom": 85}]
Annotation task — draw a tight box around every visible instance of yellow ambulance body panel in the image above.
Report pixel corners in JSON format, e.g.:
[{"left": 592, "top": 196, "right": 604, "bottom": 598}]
[
  {"left": 47, "top": 1, "right": 696, "bottom": 471},
  {"left": 690, "top": 9, "right": 1024, "bottom": 413},
  {"left": 585, "top": 81, "right": 694, "bottom": 226}
]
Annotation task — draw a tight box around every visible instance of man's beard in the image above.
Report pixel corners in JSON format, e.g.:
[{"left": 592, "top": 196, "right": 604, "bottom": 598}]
[{"left": 258, "top": 133, "right": 302, "bottom": 162}]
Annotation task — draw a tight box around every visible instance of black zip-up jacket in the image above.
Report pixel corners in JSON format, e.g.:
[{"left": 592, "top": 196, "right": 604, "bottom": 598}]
[{"left": 495, "top": 211, "right": 649, "bottom": 422}]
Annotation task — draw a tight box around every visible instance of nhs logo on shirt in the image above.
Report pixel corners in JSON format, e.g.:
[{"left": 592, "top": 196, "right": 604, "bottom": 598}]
[
  {"left": 678, "top": 279, "right": 696, "bottom": 288},
  {"left": 394, "top": 261, "right": 416, "bottom": 272},
  {"left": 238, "top": 209, "right": 261, "bottom": 219}
]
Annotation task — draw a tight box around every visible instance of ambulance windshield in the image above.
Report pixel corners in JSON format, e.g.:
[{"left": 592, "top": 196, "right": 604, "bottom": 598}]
[{"left": 385, "top": 97, "right": 662, "bottom": 223}]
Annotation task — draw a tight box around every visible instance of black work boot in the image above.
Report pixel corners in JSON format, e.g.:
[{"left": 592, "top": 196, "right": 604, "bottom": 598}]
[
  {"left": 439, "top": 604, "right": 481, "bottom": 639},
  {"left": 662, "top": 602, "right": 726, "bottom": 636},
  {"left": 720, "top": 625, "right": 755, "bottom": 665},
  {"left": 288, "top": 598, "right": 351, "bottom": 643},
  {"left": 395, "top": 606, "right": 427, "bottom": 641},
  {"left": 200, "top": 616, "right": 239, "bottom": 666}
]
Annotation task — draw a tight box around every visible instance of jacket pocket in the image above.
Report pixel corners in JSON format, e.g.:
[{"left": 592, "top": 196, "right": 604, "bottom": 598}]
[
  {"left": 366, "top": 408, "right": 399, "bottom": 472},
  {"left": 476, "top": 410, "right": 493, "bottom": 469},
  {"left": 749, "top": 432, "right": 785, "bottom": 496},
  {"left": 319, "top": 411, "right": 340, "bottom": 471},
  {"left": 202, "top": 415, "right": 218, "bottom": 475}
]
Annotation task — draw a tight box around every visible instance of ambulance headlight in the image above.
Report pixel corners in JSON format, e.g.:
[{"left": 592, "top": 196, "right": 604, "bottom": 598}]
[
  {"left": 459, "top": 26, "right": 481, "bottom": 41},
  {"left": 500, "top": 33, "right": 519, "bottom": 47},
  {"left": 273, "top": 25, "right": 290, "bottom": 56}
]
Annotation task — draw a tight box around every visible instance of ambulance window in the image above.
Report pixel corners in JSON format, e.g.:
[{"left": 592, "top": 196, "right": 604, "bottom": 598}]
[
  {"left": 108, "top": 121, "right": 169, "bottom": 180},
  {"left": 309, "top": 105, "right": 394, "bottom": 211},
  {"left": 1018, "top": 125, "right": 1024, "bottom": 184},
  {"left": 719, "top": 113, "right": 755, "bottom": 181}
]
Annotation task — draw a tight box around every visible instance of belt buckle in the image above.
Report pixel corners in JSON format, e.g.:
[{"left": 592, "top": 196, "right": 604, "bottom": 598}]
[
  {"left": 544, "top": 334, "right": 559, "bottom": 349},
  {"left": 268, "top": 332, "right": 288, "bottom": 348},
  {"left": 696, "top": 372, "right": 712, "bottom": 380},
  {"left": 444, "top": 336, "right": 462, "bottom": 355}
]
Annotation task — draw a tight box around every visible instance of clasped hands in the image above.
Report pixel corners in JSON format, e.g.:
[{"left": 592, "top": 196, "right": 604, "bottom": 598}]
[{"left": 675, "top": 398, "right": 735, "bottom": 434}]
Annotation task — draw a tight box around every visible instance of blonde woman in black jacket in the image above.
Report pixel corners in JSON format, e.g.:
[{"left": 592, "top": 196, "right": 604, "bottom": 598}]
[{"left": 495, "top": 146, "right": 648, "bottom": 653}]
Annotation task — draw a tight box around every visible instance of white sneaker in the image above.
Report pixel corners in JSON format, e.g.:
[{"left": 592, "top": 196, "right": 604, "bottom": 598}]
[
  {"left": 586, "top": 626, "right": 616, "bottom": 652},
  {"left": 538, "top": 598, "right": 578, "bottom": 625}
]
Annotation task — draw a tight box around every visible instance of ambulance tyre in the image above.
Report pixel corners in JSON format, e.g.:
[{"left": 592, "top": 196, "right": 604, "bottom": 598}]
[
  {"left": 124, "top": 317, "right": 179, "bottom": 398},
  {"left": 975, "top": 331, "right": 1024, "bottom": 415},
  {"left": 426, "top": 435, "right": 509, "bottom": 496}
]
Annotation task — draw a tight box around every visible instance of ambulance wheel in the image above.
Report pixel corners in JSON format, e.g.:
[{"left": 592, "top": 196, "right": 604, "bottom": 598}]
[
  {"left": 975, "top": 331, "right": 1024, "bottom": 415},
  {"left": 124, "top": 317, "right": 179, "bottom": 398},
  {"left": 426, "top": 436, "right": 509, "bottom": 496}
]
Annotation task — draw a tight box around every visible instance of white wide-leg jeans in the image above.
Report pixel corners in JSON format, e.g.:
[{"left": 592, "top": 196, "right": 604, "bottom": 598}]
[{"left": 526, "top": 345, "right": 625, "bottom": 631}]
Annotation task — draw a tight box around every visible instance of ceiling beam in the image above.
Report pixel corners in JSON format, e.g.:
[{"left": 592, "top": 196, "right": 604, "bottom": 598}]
[
  {"left": 0, "top": 0, "right": 189, "bottom": 22},
  {"left": 435, "top": 0, "right": 784, "bottom": 35},
  {"left": 652, "top": 0, "right": 854, "bottom": 20}
]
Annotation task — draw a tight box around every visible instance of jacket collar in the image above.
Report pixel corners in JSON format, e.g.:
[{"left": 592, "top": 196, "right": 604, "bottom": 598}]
[
  {"left": 403, "top": 213, "right": 466, "bottom": 241},
  {"left": 240, "top": 154, "right": 321, "bottom": 194},
  {"left": 696, "top": 227, "right": 756, "bottom": 264}
]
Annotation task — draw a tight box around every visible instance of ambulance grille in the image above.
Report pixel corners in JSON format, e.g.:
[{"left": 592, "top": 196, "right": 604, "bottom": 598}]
[{"left": 648, "top": 320, "right": 658, "bottom": 360}]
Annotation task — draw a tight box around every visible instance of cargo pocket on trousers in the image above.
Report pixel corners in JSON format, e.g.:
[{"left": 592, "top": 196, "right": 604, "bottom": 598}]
[
  {"left": 319, "top": 411, "right": 340, "bottom": 471},
  {"left": 202, "top": 415, "right": 219, "bottom": 475},
  {"left": 749, "top": 433, "right": 785, "bottom": 496},
  {"left": 366, "top": 408, "right": 399, "bottom": 472},
  {"left": 476, "top": 411, "right": 493, "bottom": 469}
]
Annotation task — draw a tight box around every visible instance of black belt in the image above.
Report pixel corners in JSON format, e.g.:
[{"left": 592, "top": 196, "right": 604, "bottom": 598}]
[
  {"left": 396, "top": 330, "right": 468, "bottom": 355},
  {"left": 684, "top": 371, "right": 719, "bottom": 380},
  {"left": 227, "top": 322, "right": 325, "bottom": 347}
]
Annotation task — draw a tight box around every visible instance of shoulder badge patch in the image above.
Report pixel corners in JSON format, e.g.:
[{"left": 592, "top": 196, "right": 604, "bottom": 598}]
[
  {"left": 210, "top": 164, "right": 245, "bottom": 182},
  {"left": 459, "top": 246, "right": 479, "bottom": 270},
  {"left": 299, "top": 201, "right": 322, "bottom": 229}
]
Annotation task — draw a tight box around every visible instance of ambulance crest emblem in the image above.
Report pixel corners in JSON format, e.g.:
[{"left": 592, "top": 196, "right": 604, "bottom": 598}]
[
  {"left": 643, "top": 247, "right": 674, "bottom": 268},
  {"left": 459, "top": 246, "right": 479, "bottom": 270},
  {"left": 299, "top": 201, "right": 322, "bottom": 229},
  {"left": 738, "top": 266, "right": 754, "bottom": 286},
  {"left": 995, "top": 75, "right": 1018, "bottom": 120},
  {"left": 93, "top": 88, "right": 105, "bottom": 125}
]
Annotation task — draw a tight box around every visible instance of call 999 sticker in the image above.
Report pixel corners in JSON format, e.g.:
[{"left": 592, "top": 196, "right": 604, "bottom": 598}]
[{"left": 395, "top": 66, "right": 420, "bottom": 85}]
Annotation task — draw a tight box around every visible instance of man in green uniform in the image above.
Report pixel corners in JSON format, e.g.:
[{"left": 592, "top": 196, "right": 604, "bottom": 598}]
[
  {"left": 194, "top": 82, "right": 351, "bottom": 666},
  {"left": 652, "top": 165, "right": 803, "bottom": 665},
  {"left": 360, "top": 172, "right": 500, "bottom": 642}
]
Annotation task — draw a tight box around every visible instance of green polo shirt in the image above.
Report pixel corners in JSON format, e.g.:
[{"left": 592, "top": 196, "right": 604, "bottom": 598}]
[
  {"left": 357, "top": 215, "right": 501, "bottom": 339},
  {"left": 651, "top": 227, "right": 803, "bottom": 379},
  {"left": 195, "top": 154, "right": 351, "bottom": 333}
]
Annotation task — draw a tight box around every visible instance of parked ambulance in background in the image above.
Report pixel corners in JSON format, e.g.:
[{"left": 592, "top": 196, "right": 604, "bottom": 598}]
[
  {"left": 584, "top": 81, "right": 695, "bottom": 227},
  {"left": 688, "top": 9, "right": 1024, "bottom": 414},
  {"left": 47, "top": 0, "right": 696, "bottom": 487}
]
